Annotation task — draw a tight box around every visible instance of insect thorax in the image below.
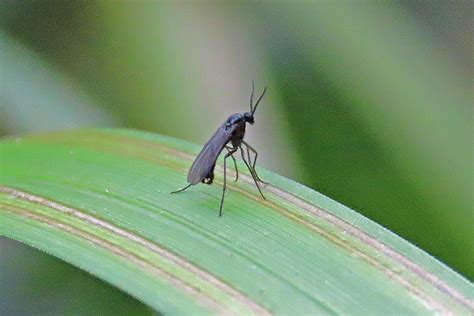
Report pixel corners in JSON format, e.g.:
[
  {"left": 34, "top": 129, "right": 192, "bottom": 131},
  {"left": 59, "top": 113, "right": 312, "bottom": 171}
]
[{"left": 225, "top": 113, "right": 244, "bottom": 128}]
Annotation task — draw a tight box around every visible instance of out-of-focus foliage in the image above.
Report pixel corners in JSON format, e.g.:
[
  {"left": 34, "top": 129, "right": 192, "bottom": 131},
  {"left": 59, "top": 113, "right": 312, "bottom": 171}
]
[
  {"left": 0, "top": 239, "right": 150, "bottom": 314},
  {"left": 1, "top": 0, "right": 472, "bottom": 311}
]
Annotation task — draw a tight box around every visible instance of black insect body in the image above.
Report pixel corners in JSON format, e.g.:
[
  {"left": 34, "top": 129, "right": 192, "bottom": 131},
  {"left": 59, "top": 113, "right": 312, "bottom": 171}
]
[{"left": 172, "top": 82, "right": 267, "bottom": 216}]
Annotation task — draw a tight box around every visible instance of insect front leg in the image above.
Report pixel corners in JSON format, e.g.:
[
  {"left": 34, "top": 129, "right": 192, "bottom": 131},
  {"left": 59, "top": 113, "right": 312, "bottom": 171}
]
[
  {"left": 225, "top": 145, "right": 239, "bottom": 182},
  {"left": 242, "top": 140, "right": 268, "bottom": 184},
  {"left": 239, "top": 146, "right": 266, "bottom": 200},
  {"left": 220, "top": 147, "right": 238, "bottom": 216}
]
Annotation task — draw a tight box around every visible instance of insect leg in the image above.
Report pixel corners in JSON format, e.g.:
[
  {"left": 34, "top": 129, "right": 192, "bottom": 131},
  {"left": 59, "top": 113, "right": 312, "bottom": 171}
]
[
  {"left": 220, "top": 148, "right": 238, "bottom": 216},
  {"left": 239, "top": 145, "right": 257, "bottom": 182},
  {"left": 245, "top": 144, "right": 252, "bottom": 169},
  {"left": 239, "top": 146, "right": 266, "bottom": 200},
  {"left": 225, "top": 145, "right": 239, "bottom": 182},
  {"left": 171, "top": 183, "right": 192, "bottom": 194},
  {"left": 242, "top": 140, "right": 268, "bottom": 184},
  {"left": 243, "top": 144, "right": 266, "bottom": 184}
]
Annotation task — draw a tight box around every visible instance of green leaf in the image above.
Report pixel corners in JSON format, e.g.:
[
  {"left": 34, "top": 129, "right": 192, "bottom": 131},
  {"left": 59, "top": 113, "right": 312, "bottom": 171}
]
[{"left": 0, "top": 129, "right": 472, "bottom": 314}]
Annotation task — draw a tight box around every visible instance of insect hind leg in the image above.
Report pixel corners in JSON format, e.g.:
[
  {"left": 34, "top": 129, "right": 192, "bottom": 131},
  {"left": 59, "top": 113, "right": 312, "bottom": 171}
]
[
  {"left": 220, "top": 147, "right": 238, "bottom": 216},
  {"left": 171, "top": 183, "right": 192, "bottom": 194}
]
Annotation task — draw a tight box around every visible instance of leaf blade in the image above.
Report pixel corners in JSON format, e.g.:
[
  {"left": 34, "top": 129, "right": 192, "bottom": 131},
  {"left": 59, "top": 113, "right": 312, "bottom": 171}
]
[{"left": 1, "top": 129, "right": 472, "bottom": 314}]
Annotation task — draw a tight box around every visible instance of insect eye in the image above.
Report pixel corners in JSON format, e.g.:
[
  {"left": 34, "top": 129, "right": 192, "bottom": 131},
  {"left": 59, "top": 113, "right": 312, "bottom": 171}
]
[{"left": 244, "top": 112, "right": 254, "bottom": 124}]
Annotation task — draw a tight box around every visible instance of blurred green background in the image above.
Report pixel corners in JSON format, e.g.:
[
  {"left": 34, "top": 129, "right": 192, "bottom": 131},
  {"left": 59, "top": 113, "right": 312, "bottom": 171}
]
[{"left": 1, "top": 1, "right": 472, "bottom": 313}]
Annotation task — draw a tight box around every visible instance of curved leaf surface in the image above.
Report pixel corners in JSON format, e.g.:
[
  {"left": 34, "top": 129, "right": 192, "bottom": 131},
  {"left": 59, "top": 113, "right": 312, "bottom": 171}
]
[{"left": 0, "top": 129, "right": 472, "bottom": 314}]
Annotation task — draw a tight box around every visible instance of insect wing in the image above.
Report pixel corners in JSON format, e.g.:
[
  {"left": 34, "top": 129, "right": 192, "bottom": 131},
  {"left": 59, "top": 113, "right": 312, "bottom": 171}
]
[{"left": 187, "top": 122, "right": 235, "bottom": 184}]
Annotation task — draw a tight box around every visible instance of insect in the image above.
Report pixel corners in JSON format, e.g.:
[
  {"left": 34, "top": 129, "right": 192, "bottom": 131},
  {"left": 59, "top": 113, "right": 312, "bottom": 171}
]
[{"left": 172, "top": 82, "right": 268, "bottom": 216}]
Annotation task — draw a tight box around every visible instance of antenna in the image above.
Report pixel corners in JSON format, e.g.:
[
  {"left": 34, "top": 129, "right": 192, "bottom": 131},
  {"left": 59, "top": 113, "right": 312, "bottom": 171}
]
[
  {"left": 252, "top": 86, "right": 267, "bottom": 115},
  {"left": 250, "top": 80, "right": 255, "bottom": 112}
]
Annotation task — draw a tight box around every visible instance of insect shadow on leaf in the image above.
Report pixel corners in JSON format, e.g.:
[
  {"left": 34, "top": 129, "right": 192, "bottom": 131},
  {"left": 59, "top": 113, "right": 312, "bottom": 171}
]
[{"left": 172, "top": 81, "right": 268, "bottom": 216}]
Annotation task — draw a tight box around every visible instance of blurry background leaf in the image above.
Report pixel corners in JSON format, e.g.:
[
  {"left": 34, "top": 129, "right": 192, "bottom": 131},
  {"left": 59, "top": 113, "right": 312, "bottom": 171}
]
[
  {"left": 0, "top": 33, "right": 118, "bottom": 134},
  {"left": 0, "top": 239, "right": 150, "bottom": 314}
]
